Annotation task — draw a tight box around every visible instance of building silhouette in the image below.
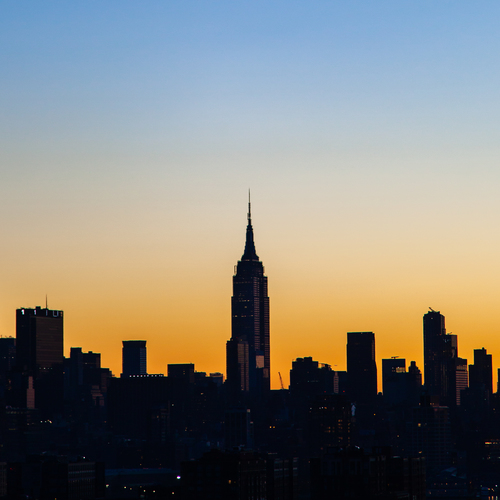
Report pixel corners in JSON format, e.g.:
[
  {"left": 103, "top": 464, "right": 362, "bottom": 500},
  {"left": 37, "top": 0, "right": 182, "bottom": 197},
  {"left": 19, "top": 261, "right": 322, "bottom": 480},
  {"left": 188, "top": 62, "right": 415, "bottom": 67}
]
[
  {"left": 383, "top": 358, "right": 423, "bottom": 407},
  {"left": 227, "top": 197, "right": 270, "bottom": 399},
  {"left": 423, "top": 310, "right": 449, "bottom": 403},
  {"left": 382, "top": 358, "right": 406, "bottom": 406},
  {"left": 15, "top": 306, "right": 64, "bottom": 415},
  {"left": 346, "top": 332, "right": 377, "bottom": 404},
  {"left": 168, "top": 363, "right": 195, "bottom": 383},
  {"left": 121, "top": 340, "right": 147, "bottom": 377},
  {"left": 290, "top": 357, "right": 334, "bottom": 400},
  {"left": 469, "top": 347, "right": 492, "bottom": 395},
  {"left": 16, "top": 307, "right": 63, "bottom": 376},
  {"left": 423, "top": 310, "right": 467, "bottom": 406}
]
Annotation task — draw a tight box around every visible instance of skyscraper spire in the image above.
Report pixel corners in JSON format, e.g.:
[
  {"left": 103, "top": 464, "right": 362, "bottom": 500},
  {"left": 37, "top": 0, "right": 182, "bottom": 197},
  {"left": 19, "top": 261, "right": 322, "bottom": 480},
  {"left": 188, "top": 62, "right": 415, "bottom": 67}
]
[
  {"left": 248, "top": 189, "right": 251, "bottom": 224},
  {"left": 242, "top": 191, "right": 258, "bottom": 261},
  {"left": 228, "top": 192, "right": 270, "bottom": 399}
]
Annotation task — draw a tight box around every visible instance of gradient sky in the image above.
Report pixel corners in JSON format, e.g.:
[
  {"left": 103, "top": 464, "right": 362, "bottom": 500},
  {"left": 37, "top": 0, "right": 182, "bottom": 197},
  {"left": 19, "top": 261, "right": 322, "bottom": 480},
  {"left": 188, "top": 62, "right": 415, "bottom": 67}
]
[{"left": 2, "top": 1, "right": 500, "bottom": 389}]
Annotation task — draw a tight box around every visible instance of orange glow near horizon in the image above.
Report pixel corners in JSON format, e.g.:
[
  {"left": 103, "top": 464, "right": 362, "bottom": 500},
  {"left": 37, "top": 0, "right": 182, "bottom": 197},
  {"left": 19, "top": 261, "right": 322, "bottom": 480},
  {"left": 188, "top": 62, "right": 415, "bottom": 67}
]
[{"left": 2, "top": 203, "right": 500, "bottom": 393}]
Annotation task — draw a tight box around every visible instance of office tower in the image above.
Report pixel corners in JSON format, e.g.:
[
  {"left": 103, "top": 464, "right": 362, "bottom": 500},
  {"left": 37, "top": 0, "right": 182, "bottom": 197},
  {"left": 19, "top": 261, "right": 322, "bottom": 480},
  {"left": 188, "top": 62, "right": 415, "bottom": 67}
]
[
  {"left": 382, "top": 358, "right": 406, "bottom": 406},
  {"left": 463, "top": 348, "right": 492, "bottom": 411},
  {"left": 423, "top": 309, "right": 446, "bottom": 398},
  {"left": 383, "top": 359, "right": 424, "bottom": 408},
  {"left": 226, "top": 197, "right": 270, "bottom": 398},
  {"left": 469, "top": 347, "right": 492, "bottom": 395},
  {"left": 290, "top": 357, "right": 334, "bottom": 400},
  {"left": 423, "top": 309, "right": 462, "bottom": 406},
  {"left": 346, "top": 331, "right": 377, "bottom": 404},
  {"left": 407, "top": 361, "right": 423, "bottom": 407},
  {"left": 15, "top": 306, "right": 64, "bottom": 415},
  {"left": 289, "top": 357, "right": 335, "bottom": 428},
  {"left": 121, "top": 340, "right": 147, "bottom": 377},
  {"left": 408, "top": 361, "right": 422, "bottom": 388},
  {"left": 16, "top": 306, "right": 63, "bottom": 375}
]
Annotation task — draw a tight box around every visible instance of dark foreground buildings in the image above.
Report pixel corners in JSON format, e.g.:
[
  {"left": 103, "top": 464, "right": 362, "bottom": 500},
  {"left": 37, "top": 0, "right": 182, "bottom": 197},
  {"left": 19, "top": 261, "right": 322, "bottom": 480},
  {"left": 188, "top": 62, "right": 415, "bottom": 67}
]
[{"left": 6, "top": 204, "right": 500, "bottom": 499}]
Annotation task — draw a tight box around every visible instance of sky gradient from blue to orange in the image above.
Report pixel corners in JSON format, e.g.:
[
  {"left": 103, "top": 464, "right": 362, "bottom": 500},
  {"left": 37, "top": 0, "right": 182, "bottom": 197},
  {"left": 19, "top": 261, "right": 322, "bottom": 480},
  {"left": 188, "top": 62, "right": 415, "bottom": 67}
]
[{"left": 2, "top": 1, "right": 500, "bottom": 388}]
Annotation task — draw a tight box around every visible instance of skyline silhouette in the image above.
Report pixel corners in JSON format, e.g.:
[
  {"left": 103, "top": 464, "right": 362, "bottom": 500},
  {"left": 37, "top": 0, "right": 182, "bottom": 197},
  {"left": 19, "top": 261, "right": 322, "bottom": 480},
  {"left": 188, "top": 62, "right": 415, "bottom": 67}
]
[
  {"left": 3, "top": 2, "right": 500, "bottom": 390},
  {"left": 4, "top": 199, "right": 500, "bottom": 395}
]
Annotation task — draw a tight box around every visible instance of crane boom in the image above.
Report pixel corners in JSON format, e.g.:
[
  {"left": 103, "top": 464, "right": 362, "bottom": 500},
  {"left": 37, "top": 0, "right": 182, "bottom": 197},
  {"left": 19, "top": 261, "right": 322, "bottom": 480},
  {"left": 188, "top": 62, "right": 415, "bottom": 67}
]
[{"left": 278, "top": 372, "right": 284, "bottom": 390}]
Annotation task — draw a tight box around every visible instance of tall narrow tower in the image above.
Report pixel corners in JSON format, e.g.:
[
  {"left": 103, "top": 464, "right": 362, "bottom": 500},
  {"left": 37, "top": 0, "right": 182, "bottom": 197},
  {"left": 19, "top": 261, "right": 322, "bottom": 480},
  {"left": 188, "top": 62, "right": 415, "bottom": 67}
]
[
  {"left": 423, "top": 309, "right": 462, "bottom": 406},
  {"left": 346, "top": 332, "right": 377, "bottom": 404},
  {"left": 226, "top": 195, "right": 270, "bottom": 399}
]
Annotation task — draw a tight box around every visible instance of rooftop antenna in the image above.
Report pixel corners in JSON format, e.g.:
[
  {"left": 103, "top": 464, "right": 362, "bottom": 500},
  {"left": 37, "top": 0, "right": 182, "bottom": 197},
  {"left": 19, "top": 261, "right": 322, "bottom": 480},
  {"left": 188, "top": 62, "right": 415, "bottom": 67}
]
[
  {"left": 45, "top": 294, "right": 48, "bottom": 309},
  {"left": 248, "top": 189, "right": 251, "bottom": 223}
]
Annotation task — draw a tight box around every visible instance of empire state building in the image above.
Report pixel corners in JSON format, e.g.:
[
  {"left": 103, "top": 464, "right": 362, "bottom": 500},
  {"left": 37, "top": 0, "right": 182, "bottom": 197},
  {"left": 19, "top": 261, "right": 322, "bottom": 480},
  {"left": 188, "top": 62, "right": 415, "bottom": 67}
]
[{"left": 226, "top": 197, "right": 270, "bottom": 399}]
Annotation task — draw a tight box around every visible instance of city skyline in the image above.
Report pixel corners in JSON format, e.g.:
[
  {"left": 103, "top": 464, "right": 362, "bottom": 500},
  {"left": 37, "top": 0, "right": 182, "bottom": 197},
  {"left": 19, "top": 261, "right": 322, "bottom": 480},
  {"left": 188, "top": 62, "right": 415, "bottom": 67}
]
[
  {"left": 2, "top": 201, "right": 500, "bottom": 392},
  {"left": 3, "top": 2, "right": 500, "bottom": 389}
]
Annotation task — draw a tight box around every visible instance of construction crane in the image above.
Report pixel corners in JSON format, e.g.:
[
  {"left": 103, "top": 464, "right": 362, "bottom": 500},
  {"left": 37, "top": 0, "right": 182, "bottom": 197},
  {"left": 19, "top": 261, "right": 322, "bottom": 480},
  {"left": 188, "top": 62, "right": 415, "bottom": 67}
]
[{"left": 278, "top": 372, "right": 284, "bottom": 390}]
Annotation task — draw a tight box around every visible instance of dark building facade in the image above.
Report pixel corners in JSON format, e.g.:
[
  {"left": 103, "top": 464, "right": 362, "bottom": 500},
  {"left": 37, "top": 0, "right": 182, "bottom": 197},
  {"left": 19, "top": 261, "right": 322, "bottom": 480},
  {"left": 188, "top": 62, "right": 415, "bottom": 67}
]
[
  {"left": 121, "top": 340, "right": 147, "bottom": 377},
  {"left": 382, "top": 358, "right": 406, "bottom": 406},
  {"left": 15, "top": 307, "right": 64, "bottom": 415},
  {"left": 346, "top": 332, "right": 377, "bottom": 404},
  {"left": 181, "top": 449, "right": 267, "bottom": 500},
  {"left": 16, "top": 307, "right": 63, "bottom": 376},
  {"left": 227, "top": 198, "right": 270, "bottom": 399},
  {"left": 290, "top": 357, "right": 334, "bottom": 401},
  {"left": 469, "top": 347, "right": 492, "bottom": 395},
  {"left": 423, "top": 310, "right": 467, "bottom": 406},
  {"left": 308, "top": 394, "right": 352, "bottom": 456},
  {"left": 310, "top": 447, "right": 426, "bottom": 500}
]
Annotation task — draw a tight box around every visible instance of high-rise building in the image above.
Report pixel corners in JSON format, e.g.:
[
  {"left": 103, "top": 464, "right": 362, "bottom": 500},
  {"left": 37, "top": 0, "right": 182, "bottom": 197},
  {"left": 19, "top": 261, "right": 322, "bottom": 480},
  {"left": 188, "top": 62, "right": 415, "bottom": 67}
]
[
  {"left": 16, "top": 306, "right": 63, "bottom": 376},
  {"left": 227, "top": 197, "right": 270, "bottom": 398},
  {"left": 15, "top": 306, "right": 64, "bottom": 415},
  {"left": 121, "top": 340, "right": 147, "bottom": 377},
  {"left": 382, "top": 358, "right": 406, "bottom": 406},
  {"left": 423, "top": 310, "right": 465, "bottom": 406},
  {"left": 423, "top": 310, "right": 447, "bottom": 399},
  {"left": 290, "top": 357, "right": 334, "bottom": 401},
  {"left": 382, "top": 358, "right": 423, "bottom": 407},
  {"left": 469, "top": 347, "right": 492, "bottom": 395},
  {"left": 346, "top": 332, "right": 377, "bottom": 404}
]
